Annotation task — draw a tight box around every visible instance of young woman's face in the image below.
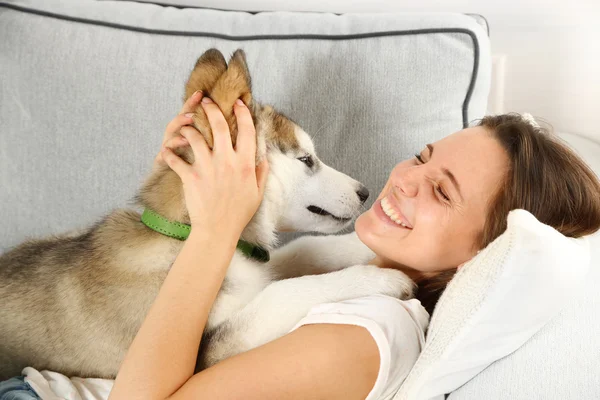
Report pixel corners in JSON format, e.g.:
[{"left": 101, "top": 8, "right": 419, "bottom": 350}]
[{"left": 355, "top": 127, "right": 508, "bottom": 275}]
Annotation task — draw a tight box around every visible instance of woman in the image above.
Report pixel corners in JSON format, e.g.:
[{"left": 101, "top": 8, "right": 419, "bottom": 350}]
[{"left": 108, "top": 93, "right": 600, "bottom": 400}]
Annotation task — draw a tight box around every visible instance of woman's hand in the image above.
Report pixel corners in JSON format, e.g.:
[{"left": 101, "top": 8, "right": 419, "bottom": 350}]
[
  {"left": 160, "top": 94, "right": 269, "bottom": 239},
  {"left": 153, "top": 91, "right": 203, "bottom": 169}
]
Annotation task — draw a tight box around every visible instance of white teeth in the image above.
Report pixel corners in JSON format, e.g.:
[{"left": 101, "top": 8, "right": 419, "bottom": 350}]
[{"left": 381, "top": 197, "right": 409, "bottom": 228}]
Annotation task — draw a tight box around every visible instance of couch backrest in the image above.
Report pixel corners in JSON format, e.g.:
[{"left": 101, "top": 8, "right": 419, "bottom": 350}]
[{"left": 0, "top": 0, "right": 490, "bottom": 252}]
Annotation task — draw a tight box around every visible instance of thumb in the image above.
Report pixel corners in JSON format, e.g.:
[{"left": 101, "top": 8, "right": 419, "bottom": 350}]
[{"left": 256, "top": 158, "right": 270, "bottom": 195}]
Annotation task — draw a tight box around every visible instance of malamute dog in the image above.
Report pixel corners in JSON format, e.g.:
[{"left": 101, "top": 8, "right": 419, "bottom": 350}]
[{"left": 0, "top": 49, "right": 413, "bottom": 379}]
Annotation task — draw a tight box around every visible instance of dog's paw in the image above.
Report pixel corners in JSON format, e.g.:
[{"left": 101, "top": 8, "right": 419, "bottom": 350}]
[{"left": 340, "top": 264, "right": 415, "bottom": 300}]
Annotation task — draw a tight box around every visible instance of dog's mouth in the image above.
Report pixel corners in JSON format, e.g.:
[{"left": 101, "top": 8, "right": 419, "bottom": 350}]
[{"left": 306, "top": 206, "right": 352, "bottom": 223}]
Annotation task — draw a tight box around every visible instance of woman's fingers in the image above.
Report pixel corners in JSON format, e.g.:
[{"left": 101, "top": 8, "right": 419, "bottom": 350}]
[
  {"left": 161, "top": 91, "right": 203, "bottom": 146},
  {"left": 180, "top": 126, "right": 211, "bottom": 163},
  {"left": 179, "top": 90, "right": 203, "bottom": 115},
  {"left": 164, "top": 113, "right": 193, "bottom": 142},
  {"left": 160, "top": 147, "right": 192, "bottom": 178},
  {"left": 233, "top": 99, "right": 257, "bottom": 164},
  {"left": 162, "top": 95, "right": 264, "bottom": 190},
  {"left": 165, "top": 134, "right": 189, "bottom": 149},
  {"left": 154, "top": 135, "right": 189, "bottom": 167},
  {"left": 201, "top": 97, "right": 233, "bottom": 152}
]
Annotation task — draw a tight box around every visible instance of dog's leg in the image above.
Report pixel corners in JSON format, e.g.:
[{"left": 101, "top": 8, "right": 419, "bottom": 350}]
[
  {"left": 197, "top": 264, "right": 413, "bottom": 369},
  {"left": 268, "top": 232, "right": 375, "bottom": 280}
]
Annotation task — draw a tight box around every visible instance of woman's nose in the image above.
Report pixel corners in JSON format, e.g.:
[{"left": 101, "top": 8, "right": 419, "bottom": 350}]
[{"left": 394, "top": 167, "right": 420, "bottom": 197}]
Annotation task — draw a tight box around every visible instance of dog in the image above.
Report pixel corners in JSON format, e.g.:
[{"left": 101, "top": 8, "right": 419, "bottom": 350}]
[{"left": 0, "top": 49, "right": 414, "bottom": 380}]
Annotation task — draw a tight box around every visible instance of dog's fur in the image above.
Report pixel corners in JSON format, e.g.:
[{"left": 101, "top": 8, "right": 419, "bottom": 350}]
[{"left": 0, "top": 49, "right": 414, "bottom": 380}]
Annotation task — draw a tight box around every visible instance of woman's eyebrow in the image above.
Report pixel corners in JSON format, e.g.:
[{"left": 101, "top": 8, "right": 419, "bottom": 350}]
[{"left": 426, "top": 143, "right": 464, "bottom": 201}]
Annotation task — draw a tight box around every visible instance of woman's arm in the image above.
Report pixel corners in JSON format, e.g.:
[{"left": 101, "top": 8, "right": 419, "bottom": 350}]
[
  {"left": 108, "top": 231, "right": 238, "bottom": 400},
  {"left": 168, "top": 323, "right": 380, "bottom": 400},
  {"left": 109, "top": 96, "right": 269, "bottom": 400}
]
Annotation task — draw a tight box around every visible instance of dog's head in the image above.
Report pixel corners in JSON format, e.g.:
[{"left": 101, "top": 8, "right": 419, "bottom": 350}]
[{"left": 138, "top": 49, "right": 368, "bottom": 248}]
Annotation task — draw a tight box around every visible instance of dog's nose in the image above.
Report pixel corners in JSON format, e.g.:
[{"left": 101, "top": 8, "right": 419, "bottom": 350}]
[{"left": 356, "top": 186, "right": 370, "bottom": 204}]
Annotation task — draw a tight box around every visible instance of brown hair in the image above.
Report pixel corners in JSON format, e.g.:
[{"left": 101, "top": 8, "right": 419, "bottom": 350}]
[{"left": 415, "top": 113, "right": 600, "bottom": 315}]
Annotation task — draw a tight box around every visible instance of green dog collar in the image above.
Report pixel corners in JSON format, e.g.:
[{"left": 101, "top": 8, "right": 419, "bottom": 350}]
[
  {"left": 141, "top": 208, "right": 270, "bottom": 263},
  {"left": 141, "top": 209, "right": 191, "bottom": 240}
]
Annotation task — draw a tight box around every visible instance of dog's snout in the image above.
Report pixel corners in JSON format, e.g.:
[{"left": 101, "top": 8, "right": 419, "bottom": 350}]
[{"left": 356, "top": 186, "right": 370, "bottom": 204}]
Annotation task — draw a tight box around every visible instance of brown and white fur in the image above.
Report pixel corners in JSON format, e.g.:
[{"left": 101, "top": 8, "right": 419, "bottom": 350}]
[{"left": 0, "top": 49, "right": 413, "bottom": 380}]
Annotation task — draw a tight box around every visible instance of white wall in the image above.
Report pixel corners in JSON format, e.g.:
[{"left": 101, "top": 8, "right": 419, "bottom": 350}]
[
  {"left": 474, "top": 1, "right": 600, "bottom": 141},
  {"left": 179, "top": 0, "right": 600, "bottom": 142}
]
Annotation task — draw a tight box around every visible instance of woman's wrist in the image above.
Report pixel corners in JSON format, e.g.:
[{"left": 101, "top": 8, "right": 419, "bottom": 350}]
[{"left": 187, "top": 227, "right": 241, "bottom": 257}]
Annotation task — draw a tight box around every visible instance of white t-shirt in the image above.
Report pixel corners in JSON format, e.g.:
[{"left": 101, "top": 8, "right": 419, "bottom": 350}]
[
  {"left": 23, "top": 367, "right": 113, "bottom": 400},
  {"left": 23, "top": 295, "right": 429, "bottom": 400},
  {"left": 291, "top": 295, "right": 429, "bottom": 400}
]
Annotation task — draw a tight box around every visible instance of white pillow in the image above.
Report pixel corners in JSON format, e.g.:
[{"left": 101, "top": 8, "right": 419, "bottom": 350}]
[{"left": 395, "top": 209, "right": 590, "bottom": 400}]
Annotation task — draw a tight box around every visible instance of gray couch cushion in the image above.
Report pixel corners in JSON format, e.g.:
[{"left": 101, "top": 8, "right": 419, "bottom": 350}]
[{"left": 0, "top": 0, "right": 490, "bottom": 251}]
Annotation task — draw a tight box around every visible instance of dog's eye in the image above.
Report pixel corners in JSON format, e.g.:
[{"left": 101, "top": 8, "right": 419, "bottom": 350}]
[{"left": 297, "top": 155, "right": 314, "bottom": 168}]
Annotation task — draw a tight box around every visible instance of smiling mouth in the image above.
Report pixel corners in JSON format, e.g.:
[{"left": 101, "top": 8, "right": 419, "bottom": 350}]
[
  {"left": 380, "top": 197, "right": 413, "bottom": 229},
  {"left": 307, "top": 206, "right": 352, "bottom": 223}
]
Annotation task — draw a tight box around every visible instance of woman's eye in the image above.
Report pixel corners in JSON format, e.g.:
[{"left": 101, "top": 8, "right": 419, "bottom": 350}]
[
  {"left": 437, "top": 186, "right": 450, "bottom": 201},
  {"left": 297, "top": 155, "right": 314, "bottom": 168},
  {"left": 414, "top": 151, "right": 449, "bottom": 201}
]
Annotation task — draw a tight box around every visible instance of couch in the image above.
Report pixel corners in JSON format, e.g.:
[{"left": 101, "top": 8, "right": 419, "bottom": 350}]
[{"left": 1, "top": 0, "right": 598, "bottom": 398}]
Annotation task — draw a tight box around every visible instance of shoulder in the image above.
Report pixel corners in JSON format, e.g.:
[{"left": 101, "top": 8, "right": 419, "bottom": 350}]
[{"left": 292, "top": 295, "right": 430, "bottom": 400}]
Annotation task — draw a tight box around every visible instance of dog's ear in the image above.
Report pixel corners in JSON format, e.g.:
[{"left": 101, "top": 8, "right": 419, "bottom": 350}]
[
  {"left": 184, "top": 48, "right": 227, "bottom": 102},
  {"left": 210, "top": 49, "right": 253, "bottom": 109},
  {"left": 185, "top": 50, "right": 253, "bottom": 149},
  {"left": 207, "top": 49, "right": 254, "bottom": 148}
]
